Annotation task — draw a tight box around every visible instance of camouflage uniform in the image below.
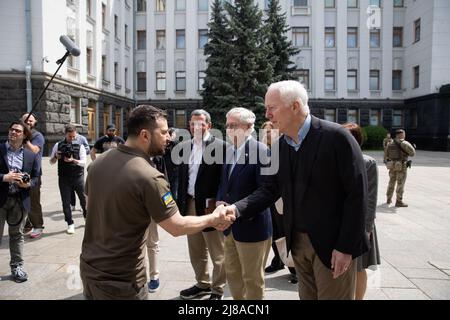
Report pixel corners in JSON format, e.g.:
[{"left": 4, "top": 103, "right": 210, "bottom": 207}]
[
  {"left": 382, "top": 137, "right": 393, "bottom": 162},
  {"left": 385, "top": 139, "right": 416, "bottom": 206}
]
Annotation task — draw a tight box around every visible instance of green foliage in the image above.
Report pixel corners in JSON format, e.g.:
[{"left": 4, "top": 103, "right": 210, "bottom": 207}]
[{"left": 362, "top": 126, "right": 388, "bottom": 150}]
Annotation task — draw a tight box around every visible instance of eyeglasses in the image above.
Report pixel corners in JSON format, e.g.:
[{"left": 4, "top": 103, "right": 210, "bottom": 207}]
[
  {"left": 9, "top": 128, "right": 23, "bottom": 133},
  {"left": 225, "top": 123, "right": 240, "bottom": 130}
]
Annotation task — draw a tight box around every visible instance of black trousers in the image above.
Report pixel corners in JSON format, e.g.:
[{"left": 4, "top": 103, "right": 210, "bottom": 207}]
[{"left": 58, "top": 175, "right": 86, "bottom": 225}]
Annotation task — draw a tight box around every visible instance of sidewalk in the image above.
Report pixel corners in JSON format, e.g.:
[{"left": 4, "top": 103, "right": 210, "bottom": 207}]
[{"left": 1, "top": 151, "right": 450, "bottom": 300}]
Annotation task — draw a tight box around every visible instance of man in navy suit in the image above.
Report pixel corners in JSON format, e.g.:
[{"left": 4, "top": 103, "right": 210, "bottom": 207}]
[
  {"left": 0, "top": 121, "right": 40, "bottom": 283},
  {"left": 222, "top": 81, "right": 369, "bottom": 300},
  {"left": 216, "top": 107, "right": 272, "bottom": 300}
]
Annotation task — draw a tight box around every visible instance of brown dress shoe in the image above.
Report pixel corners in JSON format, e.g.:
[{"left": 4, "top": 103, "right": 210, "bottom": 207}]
[
  {"left": 387, "top": 199, "right": 392, "bottom": 204},
  {"left": 395, "top": 201, "right": 408, "bottom": 207}
]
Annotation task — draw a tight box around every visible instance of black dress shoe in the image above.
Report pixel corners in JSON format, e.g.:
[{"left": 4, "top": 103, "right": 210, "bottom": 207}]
[
  {"left": 265, "top": 264, "right": 284, "bottom": 273},
  {"left": 289, "top": 274, "right": 298, "bottom": 284},
  {"left": 180, "top": 285, "right": 211, "bottom": 299},
  {"left": 209, "top": 293, "right": 223, "bottom": 300}
]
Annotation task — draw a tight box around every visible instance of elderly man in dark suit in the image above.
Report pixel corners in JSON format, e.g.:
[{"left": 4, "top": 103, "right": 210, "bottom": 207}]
[
  {"left": 223, "top": 80, "right": 369, "bottom": 300},
  {"left": 216, "top": 107, "right": 272, "bottom": 300},
  {"left": 176, "top": 109, "right": 226, "bottom": 300},
  {"left": 0, "top": 121, "right": 40, "bottom": 283}
]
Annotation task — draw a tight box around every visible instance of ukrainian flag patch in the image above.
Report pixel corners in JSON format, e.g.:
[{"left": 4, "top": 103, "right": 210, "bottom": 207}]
[{"left": 162, "top": 192, "right": 174, "bottom": 206}]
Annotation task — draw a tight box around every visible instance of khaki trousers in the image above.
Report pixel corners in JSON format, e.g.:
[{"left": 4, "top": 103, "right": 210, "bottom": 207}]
[
  {"left": 291, "top": 232, "right": 356, "bottom": 300},
  {"left": 146, "top": 219, "right": 160, "bottom": 280},
  {"left": 224, "top": 232, "right": 271, "bottom": 300},
  {"left": 186, "top": 198, "right": 226, "bottom": 295}
]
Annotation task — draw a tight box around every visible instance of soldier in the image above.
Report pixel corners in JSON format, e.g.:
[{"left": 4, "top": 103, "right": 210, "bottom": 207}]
[
  {"left": 382, "top": 133, "right": 393, "bottom": 163},
  {"left": 385, "top": 129, "right": 416, "bottom": 207}
]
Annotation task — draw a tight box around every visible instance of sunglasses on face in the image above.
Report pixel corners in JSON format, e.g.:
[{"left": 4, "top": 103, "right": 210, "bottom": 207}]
[{"left": 9, "top": 128, "right": 23, "bottom": 133}]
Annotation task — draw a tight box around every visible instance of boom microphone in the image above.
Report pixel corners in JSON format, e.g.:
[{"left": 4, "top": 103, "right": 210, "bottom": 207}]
[{"left": 60, "top": 35, "right": 81, "bottom": 56}]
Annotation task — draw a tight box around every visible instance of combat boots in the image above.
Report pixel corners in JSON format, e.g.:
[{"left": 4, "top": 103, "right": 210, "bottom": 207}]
[
  {"left": 387, "top": 198, "right": 392, "bottom": 204},
  {"left": 395, "top": 200, "right": 408, "bottom": 207}
]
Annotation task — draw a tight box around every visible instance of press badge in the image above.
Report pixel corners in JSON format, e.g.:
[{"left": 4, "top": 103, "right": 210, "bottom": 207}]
[{"left": 162, "top": 192, "right": 174, "bottom": 206}]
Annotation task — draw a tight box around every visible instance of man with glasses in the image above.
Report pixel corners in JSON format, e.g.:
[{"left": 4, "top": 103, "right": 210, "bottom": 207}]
[
  {"left": 0, "top": 121, "right": 40, "bottom": 282},
  {"left": 90, "top": 124, "right": 125, "bottom": 161}
]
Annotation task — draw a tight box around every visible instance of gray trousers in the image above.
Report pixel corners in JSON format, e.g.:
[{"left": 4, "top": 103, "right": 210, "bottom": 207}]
[{"left": 0, "top": 196, "right": 28, "bottom": 269}]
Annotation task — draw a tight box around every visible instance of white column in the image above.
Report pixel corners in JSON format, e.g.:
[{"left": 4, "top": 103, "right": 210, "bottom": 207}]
[
  {"left": 79, "top": 0, "right": 87, "bottom": 84},
  {"left": 337, "top": 0, "right": 348, "bottom": 98},
  {"left": 147, "top": 0, "right": 155, "bottom": 99},
  {"left": 108, "top": 1, "right": 115, "bottom": 95},
  {"left": 359, "top": 0, "right": 370, "bottom": 98},
  {"left": 186, "top": 0, "right": 196, "bottom": 97},
  {"left": 95, "top": 0, "right": 103, "bottom": 88},
  {"left": 312, "top": 0, "right": 325, "bottom": 98},
  {"left": 165, "top": 0, "right": 175, "bottom": 98},
  {"left": 382, "top": 0, "right": 393, "bottom": 98}
]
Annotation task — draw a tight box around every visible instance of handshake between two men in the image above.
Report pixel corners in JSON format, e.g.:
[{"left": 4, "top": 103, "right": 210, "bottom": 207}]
[{"left": 210, "top": 203, "right": 237, "bottom": 232}]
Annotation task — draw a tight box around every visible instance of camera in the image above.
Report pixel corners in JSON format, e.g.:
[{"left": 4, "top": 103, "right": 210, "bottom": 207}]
[
  {"left": 13, "top": 169, "right": 31, "bottom": 184},
  {"left": 60, "top": 143, "right": 74, "bottom": 158}
]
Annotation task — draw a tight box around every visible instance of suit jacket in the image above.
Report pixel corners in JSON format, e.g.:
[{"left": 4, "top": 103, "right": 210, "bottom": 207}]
[
  {"left": 216, "top": 137, "right": 272, "bottom": 242},
  {"left": 234, "top": 116, "right": 369, "bottom": 269},
  {"left": 176, "top": 135, "right": 225, "bottom": 232},
  {"left": 0, "top": 143, "right": 40, "bottom": 212}
]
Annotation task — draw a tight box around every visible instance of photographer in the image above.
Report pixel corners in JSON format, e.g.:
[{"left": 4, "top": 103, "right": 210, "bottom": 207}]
[
  {"left": 50, "top": 125, "right": 87, "bottom": 234},
  {"left": 0, "top": 121, "right": 40, "bottom": 283}
]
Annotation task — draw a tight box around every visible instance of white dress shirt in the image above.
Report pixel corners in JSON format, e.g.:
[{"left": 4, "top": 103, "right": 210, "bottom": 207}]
[{"left": 187, "top": 132, "right": 210, "bottom": 197}]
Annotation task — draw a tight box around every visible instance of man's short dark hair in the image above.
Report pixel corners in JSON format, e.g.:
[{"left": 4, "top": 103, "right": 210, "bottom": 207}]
[
  {"left": 342, "top": 122, "right": 363, "bottom": 147},
  {"left": 127, "top": 105, "right": 167, "bottom": 137},
  {"left": 65, "top": 124, "right": 77, "bottom": 134},
  {"left": 9, "top": 121, "right": 31, "bottom": 140},
  {"left": 396, "top": 129, "right": 405, "bottom": 135},
  {"left": 190, "top": 109, "right": 211, "bottom": 123}
]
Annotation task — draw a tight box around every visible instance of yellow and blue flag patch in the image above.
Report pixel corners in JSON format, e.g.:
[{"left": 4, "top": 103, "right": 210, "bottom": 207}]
[{"left": 162, "top": 192, "right": 174, "bottom": 206}]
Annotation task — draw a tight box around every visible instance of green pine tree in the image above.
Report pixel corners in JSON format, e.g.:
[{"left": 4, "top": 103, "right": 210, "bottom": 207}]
[
  {"left": 224, "top": 0, "right": 274, "bottom": 128},
  {"left": 201, "top": 0, "right": 234, "bottom": 133},
  {"left": 265, "top": 0, "right": 300, "bottom": 81}
]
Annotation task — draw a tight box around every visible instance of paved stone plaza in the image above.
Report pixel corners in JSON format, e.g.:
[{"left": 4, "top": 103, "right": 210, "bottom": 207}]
[{"left": 1, "top": 151, "right": 450, "bottom": 300}]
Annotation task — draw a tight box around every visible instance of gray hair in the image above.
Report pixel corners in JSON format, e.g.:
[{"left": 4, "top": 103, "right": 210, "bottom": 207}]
[
  {"left": 226, "top": 107, "right": 256, "bottom": 130},
  {"left": 268, "top": 80, "right": 310, "bottom": 114},
  {"left": 191, "top": 109, "right": 211, "bottom": 123}
]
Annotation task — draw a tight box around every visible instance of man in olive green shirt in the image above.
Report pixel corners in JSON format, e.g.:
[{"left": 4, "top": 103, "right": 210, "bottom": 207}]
[{"left": 80, "top": 105, "right": 235, "bottom": 300}]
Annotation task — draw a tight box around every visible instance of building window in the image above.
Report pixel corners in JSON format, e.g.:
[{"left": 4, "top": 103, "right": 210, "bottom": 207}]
[
  {"left": 198, "top": 71, "right": 206, "bottom": 91},
  {"left": 394, "top": 0, "right": 404, "bottom": 8},
  {"left": 325, "top": 70, "right": 335, "bottom": 91},
  {"left": 137, "top": 72, "right": 146, "bottom": 91},
  {"left": 393, "top": 27, "right": 403, "bottom": 47},
  {"left": 70, "top": 97, "right": 81, "bottom": 124},
  {"left": 325, "top": 0, "right": 335, "bottom": 8},
  {"left": 156, "top": 72, "right": 166, "bottom": 91},
  {"left": 198, "top": 0, "right": 208, "bottom": 11},
  {"left": 347, "top": 109, "right": 359, "bottom": 124},
  {"left": 125, "top": 24, "right": 129, "bottom": 46},
  {"left": 115, "top": 109, "right": 122, "bottom": 137},
  {"left": 370, "top": 70, "right": 380, "bottom": 90},
  {"left": 114, "top": 15, "right": 119, "bottom": 39},
  {"left": 137, "top": 0, "right": 146, "bottom": 12},
  {"left": 114, "top": 62, "right": 119, "bottom": 85},
  {"left": 103, "top": 105, "right": 111, "bottom": 134},
  {"left": 292, "top": 27, "right": 309, "bottom": 47},
  {"left": 392, "top": 70, "right": 402, "bottom": 90},
  {"left": 175, "top": 110, "right": 186, "bottom": 128},
  {"left": 87, "top": 101, "right": 96, "bottom": 142},
  {"left": 294, "top": 0, "right": 308, "bottom": 6},
  {"left": 413, "top": 66, "right": 420, "bottom": 88},
  {"left": 347, "top": 0, "right": 358, "bottom": 8},
  {"left": 156, "top": 0, "right": 165, "bottom": 12},
  {"left": 176, "top": 71, "right": 186, "bottom": 91},
  {"left": 176, "top": 29, "right": 185, "bottom": 49},
  {"left": 370, "top": 109, "right": 381, "bottom": 126},
  {"left": 325, "top": 27, "right": 335, "bottom": 48},
  {"left": 370, "top": 0, "right": 380, "bottom": 7},
  {"left": 347, "top": 27, "right": 358, "bottom": 48},
  {"left": 101, "top": 55, "right": 107, "bottom": 81},
  {"left": 156, "top": 30, "right": 166, "bottom": 50},
  {"left": 86, "top": 0, "right": 92, "bottom": 17},
  {"left": 370, "top": 29, "right": 381, "bottom": 48},
  {"left": 392, "top": 110, "right": 403, "bottom": 127},
  {"left": 137, "top": 30, "right": 146, "bottom": 50},
  {"left": 86, "top": 48, "right": 92, "bottom": 75},
  {"left": 414, "top": 19, "right": 421, "bottom": 43},
  {"left": 176, "top": 0, "right": 186, "bottom": 11},
  {"left": 347, "top": 69, "right": 358, "bottom": 91},
  {"left": 102, "top": 3, "right": 106, "bottom": 29},
  {"left": 295, "top": 69, "right": 310, "bottom": 90},
  {"left": 324, "top": 109, "right": 336, "bottom": 122},
  {"left": 199, "top": 30, "right": 208, "bottom": 49},
  {"left": 410, "top": 109, "right": 418, "bottom": 129}
]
